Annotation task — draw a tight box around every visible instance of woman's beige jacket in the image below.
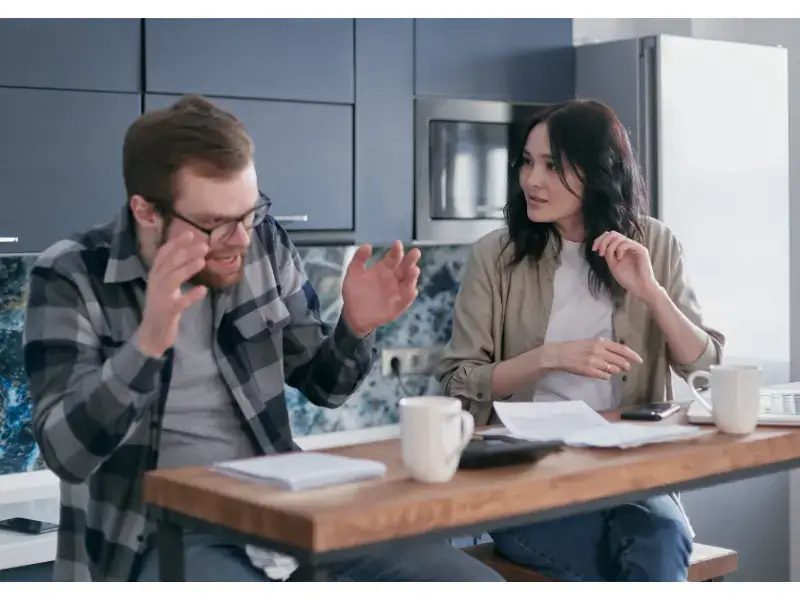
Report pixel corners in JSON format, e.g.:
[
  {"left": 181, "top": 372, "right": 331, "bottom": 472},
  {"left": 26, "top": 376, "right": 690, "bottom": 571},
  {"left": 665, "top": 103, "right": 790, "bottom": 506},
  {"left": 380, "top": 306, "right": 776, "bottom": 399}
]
[{"left": 435, "top": 216, "right": 726, "bottom": 427}]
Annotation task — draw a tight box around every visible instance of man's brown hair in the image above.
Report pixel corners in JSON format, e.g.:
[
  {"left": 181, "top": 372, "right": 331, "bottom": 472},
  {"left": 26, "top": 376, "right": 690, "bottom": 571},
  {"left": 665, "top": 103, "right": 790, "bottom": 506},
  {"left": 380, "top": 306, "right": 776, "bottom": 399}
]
[{"left": 122, "top": 94, "right": 254, "bottom": 206}]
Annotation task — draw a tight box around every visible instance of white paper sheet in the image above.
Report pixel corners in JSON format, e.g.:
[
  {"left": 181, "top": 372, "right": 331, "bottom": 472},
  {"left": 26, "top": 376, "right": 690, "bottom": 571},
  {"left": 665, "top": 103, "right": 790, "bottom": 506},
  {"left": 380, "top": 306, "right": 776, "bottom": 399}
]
[
  {"left": 564, "top": 422, "right": 706, "bottom": 448},
  {"left": 492, "top": 401, "right": 706, "bottom": 448},
  {"left": 493, "top": 400, "right": 608, "bottom": 441},
  {"left": 211, "top": 452, "right": 387, "bottom": 491}
]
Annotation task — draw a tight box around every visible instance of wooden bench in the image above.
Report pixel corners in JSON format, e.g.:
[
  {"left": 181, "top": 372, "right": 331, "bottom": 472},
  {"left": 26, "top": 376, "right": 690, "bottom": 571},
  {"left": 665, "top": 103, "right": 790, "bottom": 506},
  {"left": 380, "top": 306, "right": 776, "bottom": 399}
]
[{"left": 463, "top": 542, "right": 738, "bottom": 582}]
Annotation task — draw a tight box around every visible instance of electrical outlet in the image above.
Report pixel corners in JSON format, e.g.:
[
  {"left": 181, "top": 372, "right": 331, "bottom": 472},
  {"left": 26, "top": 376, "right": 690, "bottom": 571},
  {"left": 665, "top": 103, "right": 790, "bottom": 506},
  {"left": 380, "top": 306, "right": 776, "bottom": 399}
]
[{"left": 381, "top": 346, "right": 445, "bottom": 377}]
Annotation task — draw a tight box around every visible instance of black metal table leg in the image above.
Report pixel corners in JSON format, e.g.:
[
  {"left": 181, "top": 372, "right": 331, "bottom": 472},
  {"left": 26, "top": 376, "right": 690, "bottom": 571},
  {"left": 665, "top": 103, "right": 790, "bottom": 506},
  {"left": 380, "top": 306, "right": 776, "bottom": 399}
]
[{"left": 157, "top": 517, "right": 186, "bottom": 581}]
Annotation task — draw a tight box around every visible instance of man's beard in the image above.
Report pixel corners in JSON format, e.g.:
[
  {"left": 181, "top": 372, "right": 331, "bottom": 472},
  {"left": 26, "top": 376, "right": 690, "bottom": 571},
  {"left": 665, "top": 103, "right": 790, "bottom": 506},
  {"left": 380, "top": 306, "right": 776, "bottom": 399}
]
[
  {"left": 157, "top": 227, "right": 245, "bottom": 291},
  {"left": 190, "top": 257, "right": 245, "bottom": 290}
]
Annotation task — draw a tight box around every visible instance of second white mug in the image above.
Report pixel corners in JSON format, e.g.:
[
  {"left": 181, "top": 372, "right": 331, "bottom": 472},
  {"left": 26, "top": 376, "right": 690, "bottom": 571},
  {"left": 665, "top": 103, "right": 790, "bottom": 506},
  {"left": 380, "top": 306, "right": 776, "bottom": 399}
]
[
  {"left": 399, "top": 396, "right": 475, "bottom": 483},
  {"left": 687, "top": 364, "right": 761, "bottom": 435}
]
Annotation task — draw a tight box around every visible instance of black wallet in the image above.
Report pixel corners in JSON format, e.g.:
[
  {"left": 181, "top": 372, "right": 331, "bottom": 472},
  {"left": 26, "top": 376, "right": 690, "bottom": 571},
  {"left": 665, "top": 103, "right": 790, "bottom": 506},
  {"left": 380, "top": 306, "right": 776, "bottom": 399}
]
[{"left": 458, "top": 435, "right": 565, "bottom": 470}]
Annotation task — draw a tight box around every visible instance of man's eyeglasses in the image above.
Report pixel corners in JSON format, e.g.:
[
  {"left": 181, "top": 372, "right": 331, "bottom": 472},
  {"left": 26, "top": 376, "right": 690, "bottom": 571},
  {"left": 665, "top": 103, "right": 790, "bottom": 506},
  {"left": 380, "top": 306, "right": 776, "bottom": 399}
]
[{"left": 147, "top": 192, "right": 273, "bottom": 246}]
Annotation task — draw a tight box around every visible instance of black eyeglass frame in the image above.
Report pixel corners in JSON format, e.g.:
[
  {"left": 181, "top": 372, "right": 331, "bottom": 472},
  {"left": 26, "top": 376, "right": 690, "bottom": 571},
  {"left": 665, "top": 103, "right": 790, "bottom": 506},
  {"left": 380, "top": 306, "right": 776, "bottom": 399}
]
[{"left": 145, "top": 191, "right": 273, "bottom": 245}]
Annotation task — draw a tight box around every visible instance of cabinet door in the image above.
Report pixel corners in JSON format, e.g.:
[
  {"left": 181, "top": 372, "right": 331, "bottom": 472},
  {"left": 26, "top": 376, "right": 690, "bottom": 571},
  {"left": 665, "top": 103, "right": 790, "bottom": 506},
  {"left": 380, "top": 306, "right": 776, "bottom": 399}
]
[
  {"left": 145, "top": 19, "right": 355, "bottom": 104},
  {"left": 354, "top": 19, "right": 414, "bottom": 244},
  {"left": 0, "top": 18, "right": 140, "bottom": 92},
  {"left": 145, "top": 95, "right": 354, "bottom": 231},
  {"left": 0, "top": 89, "right": 141, "bottom": 254},
  {"left": 414, "top": 18, "right": 574, "bottom": 102}
]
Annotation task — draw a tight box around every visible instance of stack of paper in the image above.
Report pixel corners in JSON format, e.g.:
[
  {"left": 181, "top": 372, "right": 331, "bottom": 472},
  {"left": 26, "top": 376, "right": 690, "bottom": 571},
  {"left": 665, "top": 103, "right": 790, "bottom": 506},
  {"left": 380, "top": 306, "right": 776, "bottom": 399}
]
[
  {"left": 492, "top": 401, "right": 705, "bottom": 449},
  {"left": 212, "top": 452, "right": 387, "bottom": 491},
  {"left": 563, "top": 422, "right": 705, "bottom": 449}
]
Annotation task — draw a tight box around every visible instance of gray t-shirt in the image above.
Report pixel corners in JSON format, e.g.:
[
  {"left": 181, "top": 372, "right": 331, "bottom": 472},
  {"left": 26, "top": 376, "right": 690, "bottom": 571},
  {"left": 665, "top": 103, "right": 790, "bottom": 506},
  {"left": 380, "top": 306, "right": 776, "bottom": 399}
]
[{"left": 157, "top": 293, "right": 257, "bottom": 469}]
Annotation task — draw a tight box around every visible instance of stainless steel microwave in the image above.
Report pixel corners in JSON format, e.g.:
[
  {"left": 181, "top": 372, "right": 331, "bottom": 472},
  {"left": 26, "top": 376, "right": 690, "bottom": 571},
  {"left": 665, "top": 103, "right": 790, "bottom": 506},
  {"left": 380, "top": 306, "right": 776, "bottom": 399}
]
[{"left": 414, "top": 97, "right": 548, "bottom": 244}]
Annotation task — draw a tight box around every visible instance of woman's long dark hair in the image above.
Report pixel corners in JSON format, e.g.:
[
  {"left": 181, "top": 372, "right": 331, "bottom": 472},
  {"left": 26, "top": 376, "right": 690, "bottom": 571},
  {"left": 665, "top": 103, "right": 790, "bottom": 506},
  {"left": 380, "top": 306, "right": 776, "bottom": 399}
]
[{"left": 502, "top": 99, "right": 647, "bottom": 300}]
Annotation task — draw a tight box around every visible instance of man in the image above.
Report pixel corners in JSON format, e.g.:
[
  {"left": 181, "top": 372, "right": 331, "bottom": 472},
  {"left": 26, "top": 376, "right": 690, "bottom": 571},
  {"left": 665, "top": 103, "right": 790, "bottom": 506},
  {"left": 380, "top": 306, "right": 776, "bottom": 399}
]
[{"left": 23, "top": 95, "right": 503, "bottom": 582}]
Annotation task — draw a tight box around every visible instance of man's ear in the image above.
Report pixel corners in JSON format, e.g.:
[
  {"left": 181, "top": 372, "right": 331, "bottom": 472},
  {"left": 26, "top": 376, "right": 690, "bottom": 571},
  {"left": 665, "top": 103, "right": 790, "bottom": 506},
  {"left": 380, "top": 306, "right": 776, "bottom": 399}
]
[{"left": 129, "top": 195, "right": 161, "bottom": 230}]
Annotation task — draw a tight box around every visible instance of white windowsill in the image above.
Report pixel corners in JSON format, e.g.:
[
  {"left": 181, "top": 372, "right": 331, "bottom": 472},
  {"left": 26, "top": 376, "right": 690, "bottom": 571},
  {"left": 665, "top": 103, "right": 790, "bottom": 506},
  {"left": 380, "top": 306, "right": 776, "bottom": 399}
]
[
  {"left": 0, "top": 529, "right": 56, "bottom": 571},
  {"left": 0, "top": 471, "right": 60, "bottom": 571},
  {"left": 295, "top": 424, "right": 400, "bottom": 450},
  {"left": 0, "top": 470, "right": 60, "bottom": 506}
]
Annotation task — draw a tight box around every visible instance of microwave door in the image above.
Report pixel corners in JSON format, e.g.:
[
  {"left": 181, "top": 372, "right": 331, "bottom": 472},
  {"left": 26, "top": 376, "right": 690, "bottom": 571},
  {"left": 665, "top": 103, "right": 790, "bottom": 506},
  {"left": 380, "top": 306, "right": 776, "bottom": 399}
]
[
  {"left": 480, "top": 125, "right": 509, "bottom": 219},
  {"left": 414, "top": 97, "right": 549, "bottom": 244},
  {"left": 432, "top": 121, "right": 480, "bottom": 220}
]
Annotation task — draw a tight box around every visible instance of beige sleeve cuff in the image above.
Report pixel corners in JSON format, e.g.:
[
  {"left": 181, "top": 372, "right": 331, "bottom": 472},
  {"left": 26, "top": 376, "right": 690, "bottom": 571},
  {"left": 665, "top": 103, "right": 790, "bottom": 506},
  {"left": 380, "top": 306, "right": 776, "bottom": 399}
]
[
  {"left": 672, "top": 334, "right": 721, "bottom": 380},
  {"left": 444, "top": 362, "right": 502, "bottom": 427}
]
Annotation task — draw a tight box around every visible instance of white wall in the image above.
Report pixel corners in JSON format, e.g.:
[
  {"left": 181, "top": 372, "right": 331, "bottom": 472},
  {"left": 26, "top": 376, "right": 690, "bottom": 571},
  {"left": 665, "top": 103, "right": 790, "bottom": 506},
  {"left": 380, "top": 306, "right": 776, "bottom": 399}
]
[{"left": 573, "top": 18, "right": 692, "bottom": 44}]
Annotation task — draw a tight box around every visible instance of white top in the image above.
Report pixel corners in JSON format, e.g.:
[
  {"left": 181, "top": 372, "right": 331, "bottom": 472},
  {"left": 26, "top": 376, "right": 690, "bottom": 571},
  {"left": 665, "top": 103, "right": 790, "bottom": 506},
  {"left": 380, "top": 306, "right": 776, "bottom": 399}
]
[{"left": 533, "top": 240, "right": 620, "bottom": 411}]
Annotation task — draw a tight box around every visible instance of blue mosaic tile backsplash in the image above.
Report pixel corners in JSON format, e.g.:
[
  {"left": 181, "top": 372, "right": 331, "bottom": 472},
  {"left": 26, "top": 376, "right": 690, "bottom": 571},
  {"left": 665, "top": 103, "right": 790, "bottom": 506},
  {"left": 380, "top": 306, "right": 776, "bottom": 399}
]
[
  {"left": 0, "top": 244, "right": 470, "bottom": 475},
  {"left": 0, "top": 256, "right": 42, "bottom": 475}
]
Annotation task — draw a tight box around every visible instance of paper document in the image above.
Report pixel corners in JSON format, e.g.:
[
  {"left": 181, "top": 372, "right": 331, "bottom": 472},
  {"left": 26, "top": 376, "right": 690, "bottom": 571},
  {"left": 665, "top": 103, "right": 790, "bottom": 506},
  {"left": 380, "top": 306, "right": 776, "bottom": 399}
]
[
  {"left": 493, "top": 401, "right": 705, "bottom": 449},
  {"left": 212, "top": 452, "right": 387, "bottom": 491},
  {"left": 565, "top": 422, "right": 706, "bottom": 449},
  {"left": 493, "top": 400, "right": 609, "bottom": 441}
]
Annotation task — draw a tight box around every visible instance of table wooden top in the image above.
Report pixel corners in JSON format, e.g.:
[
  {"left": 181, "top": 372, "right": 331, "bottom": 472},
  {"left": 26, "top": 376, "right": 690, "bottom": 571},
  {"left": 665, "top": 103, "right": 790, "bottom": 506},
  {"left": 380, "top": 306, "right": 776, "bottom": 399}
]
[{"left": 143, "top": 414, "right": 800, "bottom": 554}]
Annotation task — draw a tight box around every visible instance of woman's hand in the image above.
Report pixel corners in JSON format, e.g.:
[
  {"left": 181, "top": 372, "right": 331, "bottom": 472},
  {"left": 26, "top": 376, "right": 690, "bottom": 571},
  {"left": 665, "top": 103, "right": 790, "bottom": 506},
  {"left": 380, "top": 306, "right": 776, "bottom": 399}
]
[
  {"left": 550, "top": 339, "right": 643, "bottom": 380},
  {"left": 490, "top": 338, "right": 644, "bottom": 397},
  {"left": 592, "top": 230, "right": 712, "bottom": 366},
  {"left": 593, "top": 231, "right": 661, "bottom": 302}
]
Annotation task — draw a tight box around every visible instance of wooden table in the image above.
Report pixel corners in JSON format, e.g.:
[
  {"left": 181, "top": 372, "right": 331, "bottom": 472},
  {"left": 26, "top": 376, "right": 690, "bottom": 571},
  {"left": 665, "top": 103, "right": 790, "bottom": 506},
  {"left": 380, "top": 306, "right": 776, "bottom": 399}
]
[{"left": 144, "top": 416, "right": 800, "bottom": 581}]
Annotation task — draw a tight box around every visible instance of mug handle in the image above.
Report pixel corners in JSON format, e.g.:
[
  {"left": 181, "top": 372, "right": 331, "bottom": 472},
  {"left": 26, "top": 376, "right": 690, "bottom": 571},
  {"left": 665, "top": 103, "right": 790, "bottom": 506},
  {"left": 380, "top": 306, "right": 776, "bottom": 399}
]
[
  {"left": 458, "top": 411, "right": 475, "bottom": 451},
  {"left": 687, "top": 370, "right": 713, "bottom": 412},
  {"left": 444, "top": 411, "right": 476, "bottom": 465}
]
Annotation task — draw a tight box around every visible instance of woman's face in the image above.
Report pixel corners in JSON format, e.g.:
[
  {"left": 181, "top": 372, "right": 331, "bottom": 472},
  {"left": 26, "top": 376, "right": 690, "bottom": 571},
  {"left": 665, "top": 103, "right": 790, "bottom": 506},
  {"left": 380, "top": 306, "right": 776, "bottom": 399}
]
[{"left": 518, "top": 123, "right": 584, "bottom": 236}]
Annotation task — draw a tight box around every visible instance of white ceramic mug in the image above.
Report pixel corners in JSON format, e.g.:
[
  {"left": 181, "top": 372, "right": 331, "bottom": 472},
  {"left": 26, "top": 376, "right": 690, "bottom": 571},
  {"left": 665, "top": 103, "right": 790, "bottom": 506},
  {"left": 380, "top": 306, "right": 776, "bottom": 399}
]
[
  {"left": 399, "top": 396, "right": 475, "bottom": 483},
  {"left": 687, "top": 365, "right": 762, "bottom": 435}
]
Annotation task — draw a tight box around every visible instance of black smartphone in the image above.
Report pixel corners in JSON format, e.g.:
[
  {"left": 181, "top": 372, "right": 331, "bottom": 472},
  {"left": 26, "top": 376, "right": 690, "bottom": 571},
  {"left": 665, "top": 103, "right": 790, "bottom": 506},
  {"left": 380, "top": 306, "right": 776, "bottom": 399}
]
[
  {"left": 620, "top": 402, "right": 681, "bottom": 422},
  {"left": 0, "top": 517, "right": 59, "bottom": 535}
]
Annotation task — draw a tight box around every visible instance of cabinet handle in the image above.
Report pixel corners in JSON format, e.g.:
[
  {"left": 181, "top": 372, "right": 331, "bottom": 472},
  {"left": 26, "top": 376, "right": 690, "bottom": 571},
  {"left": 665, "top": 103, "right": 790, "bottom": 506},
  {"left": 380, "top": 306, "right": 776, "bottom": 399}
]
[
  {"left": 273, "top": 215, "right": 309, "bottom": 223},
  {"left": 0, "top": 237, "right": 18, "bottom": 243}
]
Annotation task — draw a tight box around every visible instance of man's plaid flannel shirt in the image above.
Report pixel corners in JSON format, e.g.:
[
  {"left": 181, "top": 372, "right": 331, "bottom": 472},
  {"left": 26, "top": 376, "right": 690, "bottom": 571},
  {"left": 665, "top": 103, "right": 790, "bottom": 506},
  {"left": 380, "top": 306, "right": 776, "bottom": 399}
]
[{"left": 23, "top": 206, "right": 376, "bottom": 581}]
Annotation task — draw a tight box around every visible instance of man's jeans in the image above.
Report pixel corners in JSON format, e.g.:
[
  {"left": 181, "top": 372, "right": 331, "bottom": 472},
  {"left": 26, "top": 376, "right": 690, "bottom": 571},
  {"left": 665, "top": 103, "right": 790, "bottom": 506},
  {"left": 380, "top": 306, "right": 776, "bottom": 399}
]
[{"left": 136, "top": 532, "right": 505, "bottom": 582}]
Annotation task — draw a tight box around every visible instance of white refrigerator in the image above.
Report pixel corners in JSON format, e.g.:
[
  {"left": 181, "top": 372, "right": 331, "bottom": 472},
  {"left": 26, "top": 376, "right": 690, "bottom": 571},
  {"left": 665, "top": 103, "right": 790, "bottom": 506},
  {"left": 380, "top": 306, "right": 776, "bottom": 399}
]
[{"left": 575, "top": 34, "right": 791, "bottom": 394}]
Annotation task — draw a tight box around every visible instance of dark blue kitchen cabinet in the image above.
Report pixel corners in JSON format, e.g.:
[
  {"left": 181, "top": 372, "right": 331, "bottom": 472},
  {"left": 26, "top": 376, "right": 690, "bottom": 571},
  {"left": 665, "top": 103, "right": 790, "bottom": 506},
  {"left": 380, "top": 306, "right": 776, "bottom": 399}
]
[
  {"left": 0, "top": 88, "right": 141, "bottom": 254},
  {"left": 414, "top": 19, "right": 574, "bottom": 102},
  {"left": 354, "top": 19, "right": 414, "bottom": 244},
  {"left": 145, "top": 95, "right": 354, "bottom": 232},
  {"left": 0, "top": 18, "right": 140, "bottom": 92},
  {"left": 144, "top": 19, "right": 355, "bottom": 104}
]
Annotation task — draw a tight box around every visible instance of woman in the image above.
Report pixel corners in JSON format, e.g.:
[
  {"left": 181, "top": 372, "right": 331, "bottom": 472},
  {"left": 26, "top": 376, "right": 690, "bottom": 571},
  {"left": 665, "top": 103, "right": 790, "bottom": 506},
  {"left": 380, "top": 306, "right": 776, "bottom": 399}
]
[{"left": 435, "top": 99, "right": 725, "bottom": 581}]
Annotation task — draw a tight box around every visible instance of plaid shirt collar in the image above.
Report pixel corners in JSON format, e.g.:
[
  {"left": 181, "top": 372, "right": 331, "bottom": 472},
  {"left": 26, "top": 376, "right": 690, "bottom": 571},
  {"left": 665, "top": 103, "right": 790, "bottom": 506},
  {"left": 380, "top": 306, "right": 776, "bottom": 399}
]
[{"left": 103, "top": 205, "right": 149, "bottom": 284}]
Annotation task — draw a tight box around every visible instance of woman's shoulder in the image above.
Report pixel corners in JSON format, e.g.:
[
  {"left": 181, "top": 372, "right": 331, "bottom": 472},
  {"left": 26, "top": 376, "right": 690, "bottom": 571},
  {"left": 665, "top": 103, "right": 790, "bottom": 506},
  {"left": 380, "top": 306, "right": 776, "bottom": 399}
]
[
  {"left": 641, "top": 215, "right": 683, "bottom": 265},
  {"left": 642, "top": 215, "right": 679, "bottom": 246},
  {"left": 469, "top": 227, "right": 514, "bottom": 264}
]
